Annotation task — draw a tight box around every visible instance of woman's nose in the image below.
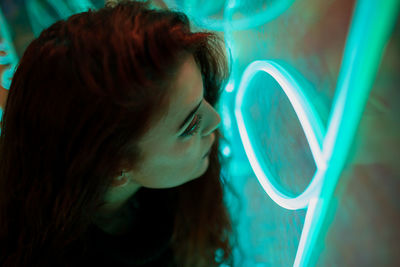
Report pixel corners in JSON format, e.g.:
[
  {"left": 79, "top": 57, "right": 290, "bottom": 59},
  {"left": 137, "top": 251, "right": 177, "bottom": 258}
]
[{"left": 202, "top": 102, "right": 221, "bottom": 137}]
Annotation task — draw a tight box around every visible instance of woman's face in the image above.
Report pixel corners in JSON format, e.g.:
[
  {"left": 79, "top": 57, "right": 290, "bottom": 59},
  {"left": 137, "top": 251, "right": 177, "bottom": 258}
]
[{"left": 128, "top": 54, "right": 221, "bottom": 188}]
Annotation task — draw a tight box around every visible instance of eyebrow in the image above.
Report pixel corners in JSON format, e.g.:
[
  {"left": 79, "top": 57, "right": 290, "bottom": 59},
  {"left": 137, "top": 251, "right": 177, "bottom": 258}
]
[{"left": 177, "top": 99, "right": 203, "bottom": 132}]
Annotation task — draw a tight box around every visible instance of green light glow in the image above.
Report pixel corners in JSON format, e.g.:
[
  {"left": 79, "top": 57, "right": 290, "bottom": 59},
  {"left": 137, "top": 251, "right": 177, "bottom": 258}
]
[
  {"left": 0, "top": 7, "right": 18, "bottom": 90},
  {"left": 234, "top": 0, "right": 399, "bottom": 265},
  {"left": 164, "top": 0, "right": 296, "bottom": 31},
  {"left": 26, "top": 0, "right": 95, "bottom": 37},
  {"left": 0, "top": 1, "right": 398, "bottom": 265},
  {"left": 300, "top": 0, "right": 399, "bottom": 265}
]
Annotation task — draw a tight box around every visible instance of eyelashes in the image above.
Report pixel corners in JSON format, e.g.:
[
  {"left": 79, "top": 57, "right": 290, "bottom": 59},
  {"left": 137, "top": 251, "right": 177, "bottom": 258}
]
[{"left": 181, "top": 114, "right": 203, "bottom": 138}]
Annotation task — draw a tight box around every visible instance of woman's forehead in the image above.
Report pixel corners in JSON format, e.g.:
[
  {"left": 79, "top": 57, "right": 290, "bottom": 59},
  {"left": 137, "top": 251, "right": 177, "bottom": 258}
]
[{"left": 141, "top": 55, "right": 204, "bottom": 140}]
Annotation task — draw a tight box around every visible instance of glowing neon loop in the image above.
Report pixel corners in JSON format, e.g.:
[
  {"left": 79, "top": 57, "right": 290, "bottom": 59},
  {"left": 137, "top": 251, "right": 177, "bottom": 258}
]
[
  {"left": 235, "top": 60, "right": 326, "bottom": 210},
  {"left": 234, "top": 0, "right": 399, "bottom": 266}
]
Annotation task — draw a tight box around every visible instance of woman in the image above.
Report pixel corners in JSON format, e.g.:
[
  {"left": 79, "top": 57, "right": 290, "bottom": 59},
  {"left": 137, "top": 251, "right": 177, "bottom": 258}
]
[{"left": 0, "top": 1, "right": 236, "bottom": 266}]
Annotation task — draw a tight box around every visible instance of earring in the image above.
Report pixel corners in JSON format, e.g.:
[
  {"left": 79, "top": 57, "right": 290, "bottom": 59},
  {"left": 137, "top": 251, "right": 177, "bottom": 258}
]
[{"left": 116, "top": 171, "right": 124, "bottom": 181}]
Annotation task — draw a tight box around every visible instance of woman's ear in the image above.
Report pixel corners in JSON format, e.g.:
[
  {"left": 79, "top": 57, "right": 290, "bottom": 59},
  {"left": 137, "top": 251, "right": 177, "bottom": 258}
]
[{"left": 110, "top": 171, "right": 129, "bottom": 187}]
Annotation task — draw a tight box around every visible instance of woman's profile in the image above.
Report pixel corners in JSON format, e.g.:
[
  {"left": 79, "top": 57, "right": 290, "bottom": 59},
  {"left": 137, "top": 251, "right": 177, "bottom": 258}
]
[{"left": 0, "top": 1, "right": 236, "bottom": 266}]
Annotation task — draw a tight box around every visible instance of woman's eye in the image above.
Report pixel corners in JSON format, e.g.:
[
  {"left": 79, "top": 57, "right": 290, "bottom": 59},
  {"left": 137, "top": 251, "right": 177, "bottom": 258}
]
[{"left": 181, "top": 114, "right": 203, "bottom": 138}]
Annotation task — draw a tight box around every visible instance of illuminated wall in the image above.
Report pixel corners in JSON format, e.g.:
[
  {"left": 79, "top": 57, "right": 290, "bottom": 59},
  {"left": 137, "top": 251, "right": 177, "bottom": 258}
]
[{"left": 1, "top": 1, "right": 399, "bottom": 266}]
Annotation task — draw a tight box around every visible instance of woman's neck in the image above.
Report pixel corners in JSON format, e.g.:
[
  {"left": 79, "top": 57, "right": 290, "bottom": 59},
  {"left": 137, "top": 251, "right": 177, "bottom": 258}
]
[
  {"left": 93, "top": 177, "right": 142, "bottom": 235},
  {"left": 93, "top": 199, "right": 135, "bottom": 236}
]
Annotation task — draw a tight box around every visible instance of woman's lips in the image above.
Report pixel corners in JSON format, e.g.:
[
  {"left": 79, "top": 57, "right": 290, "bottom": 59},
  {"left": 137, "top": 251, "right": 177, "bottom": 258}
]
[
  {"left": 203, "top": 137, "right": 214, "bottom": 158},
  {"left": 202, "top": 148, "right": 211, "bottom": 158}
]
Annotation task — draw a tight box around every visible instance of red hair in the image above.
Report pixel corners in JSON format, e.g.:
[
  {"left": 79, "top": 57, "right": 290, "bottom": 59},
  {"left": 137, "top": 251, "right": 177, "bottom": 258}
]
[{"left": 0, "top": 1, "right": 236, "bottom": 266}]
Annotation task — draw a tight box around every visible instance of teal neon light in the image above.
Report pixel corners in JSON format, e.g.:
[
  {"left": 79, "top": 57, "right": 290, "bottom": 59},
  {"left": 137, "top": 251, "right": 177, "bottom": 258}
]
[
  {"left": 26, "top": 0, "right": 57, "bottom": 36},
  {"left": 1, "top": 0, "right": 398, "bottom": 264},
  {"left": 0, "top": 6, "right": 19, "bottom": 133},
  {"left": 67, "top": 0, "right": 95, "bottom": 12},
  {"left": 235, "top": 60, "right": 325, "bottom": 210},
  {"left": 46, "top": 0, "right": 94, "bottom": 18},
  {"left": 164, "top": 0, "right": 295, "bottom": 31},
  {"left": 300, "top": 0, "right": 399, "bottom": 265},
  {"left": 234, "top": 0, "right": 399, "bottom": 266},
  {"left": 26, "top": 0, "right": 95, "bottom": 37},
  {"left": 0, "top": 7, "right": 18, "bottom": 90},
  {"left": 46, "top": 0, "right": 75, "bottom": 18}
]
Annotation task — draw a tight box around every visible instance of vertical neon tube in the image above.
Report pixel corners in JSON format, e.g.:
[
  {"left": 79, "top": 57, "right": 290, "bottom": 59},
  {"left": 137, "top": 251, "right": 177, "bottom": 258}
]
[{"left": 297, "top": 0, "right": 399, "bottom": 265}]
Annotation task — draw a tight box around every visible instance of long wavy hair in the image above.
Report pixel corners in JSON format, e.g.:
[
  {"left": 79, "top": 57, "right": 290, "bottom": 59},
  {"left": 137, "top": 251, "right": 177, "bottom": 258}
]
[{"left": 0, "top": 1, "right": 237, "bottom": 266}]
